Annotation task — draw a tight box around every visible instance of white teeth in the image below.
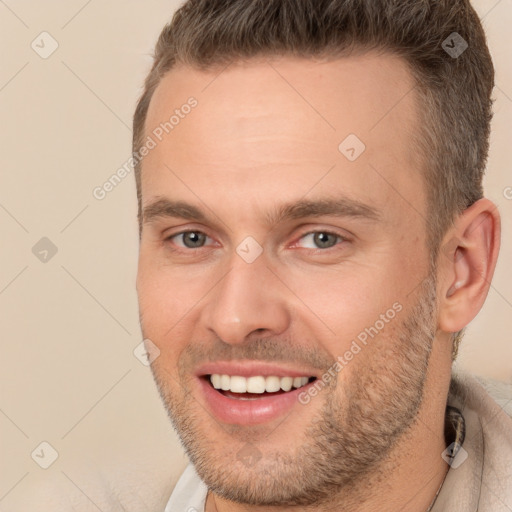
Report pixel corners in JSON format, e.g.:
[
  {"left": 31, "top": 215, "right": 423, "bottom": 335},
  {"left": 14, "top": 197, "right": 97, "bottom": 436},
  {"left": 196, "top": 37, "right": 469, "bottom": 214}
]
[
  {"left": 280, "top": 376, "right": 293, "bottom": 391},
  {"left": 293, "top": 376, "right": 305, "bottom": 388},
  {"left": 265, "top": 376, "right": 281, "bottom": 393},
  {"left": 211, "top": 374, "right": 221, "bottom": 389},
  {"left": 230, "top": 376, "right": 247, "bottom": 393},
  {"left": 209, "top": 374, "right": 311, "bottom": 393},
  {"left": 220, "top": 374, "right": 230, "bottom": 391},
  {"left": 247, "top": 376, "right": 266, "bottom": 393}
]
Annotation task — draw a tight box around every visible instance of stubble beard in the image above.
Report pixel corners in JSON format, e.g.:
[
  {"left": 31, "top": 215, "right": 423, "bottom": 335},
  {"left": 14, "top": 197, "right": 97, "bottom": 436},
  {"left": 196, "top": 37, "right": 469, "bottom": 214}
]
[{"left": 149, "top": 274, "right": 437, "bottom": 508}]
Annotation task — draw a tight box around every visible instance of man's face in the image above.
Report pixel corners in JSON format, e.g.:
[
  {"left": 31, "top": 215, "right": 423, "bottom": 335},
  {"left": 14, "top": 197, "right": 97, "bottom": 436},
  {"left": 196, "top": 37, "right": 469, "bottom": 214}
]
[{"left": 137, "top": 54, "right": 437, "bottom": 505}]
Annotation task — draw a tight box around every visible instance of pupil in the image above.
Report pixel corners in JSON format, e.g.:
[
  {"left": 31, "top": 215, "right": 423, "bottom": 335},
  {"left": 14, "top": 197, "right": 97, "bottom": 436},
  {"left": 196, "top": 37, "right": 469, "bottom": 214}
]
[
  {"left": 184, "top": 232, "right": 205, "bottom": 248},
  {"left": 314, "top": 232, "right": 335, "bottom": 248}
]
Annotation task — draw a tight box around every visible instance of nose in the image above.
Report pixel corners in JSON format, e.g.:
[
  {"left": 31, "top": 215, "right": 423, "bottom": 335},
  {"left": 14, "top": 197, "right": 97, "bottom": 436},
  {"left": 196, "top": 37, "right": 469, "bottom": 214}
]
[{"left": 200, "top": 253, "right": 291, "bottom": 345}]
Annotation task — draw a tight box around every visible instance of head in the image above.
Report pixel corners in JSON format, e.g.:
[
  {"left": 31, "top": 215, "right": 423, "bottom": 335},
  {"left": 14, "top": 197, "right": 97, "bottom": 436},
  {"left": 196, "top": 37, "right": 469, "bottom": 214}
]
[{"left": 134, "top": 0, "right": 500, "bottom": 507}]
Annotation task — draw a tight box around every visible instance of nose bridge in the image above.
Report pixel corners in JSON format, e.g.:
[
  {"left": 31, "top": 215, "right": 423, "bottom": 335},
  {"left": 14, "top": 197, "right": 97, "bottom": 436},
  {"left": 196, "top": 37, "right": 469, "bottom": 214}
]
[{"left": 202, "top": 250, "right": 290, "bottom": 344}]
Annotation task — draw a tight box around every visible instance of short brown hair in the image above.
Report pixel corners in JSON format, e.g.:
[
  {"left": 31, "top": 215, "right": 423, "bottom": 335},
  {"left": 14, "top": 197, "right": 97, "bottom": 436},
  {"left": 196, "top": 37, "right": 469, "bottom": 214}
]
[{"left": 133, "top": 0, "right": 495, "bottom": 355}]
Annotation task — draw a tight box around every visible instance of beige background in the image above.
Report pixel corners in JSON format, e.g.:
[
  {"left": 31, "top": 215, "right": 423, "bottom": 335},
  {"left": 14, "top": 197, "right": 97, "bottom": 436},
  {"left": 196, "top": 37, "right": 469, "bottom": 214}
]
[{"left": 0, "top": 0, "right": 511, "bottom": 510}]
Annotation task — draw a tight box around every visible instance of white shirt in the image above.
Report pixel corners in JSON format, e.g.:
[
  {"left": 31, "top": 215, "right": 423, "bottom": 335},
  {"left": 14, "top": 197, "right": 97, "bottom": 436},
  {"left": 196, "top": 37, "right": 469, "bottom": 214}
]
[{"left": 164, "top": 463, "right": 208, "bottom": 512}]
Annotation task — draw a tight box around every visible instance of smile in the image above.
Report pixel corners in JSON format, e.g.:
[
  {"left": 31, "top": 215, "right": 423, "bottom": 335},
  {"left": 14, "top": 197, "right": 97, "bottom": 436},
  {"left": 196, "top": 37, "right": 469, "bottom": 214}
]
[{"left": 195, "top": 362, "right": 319, "bottom": 425}]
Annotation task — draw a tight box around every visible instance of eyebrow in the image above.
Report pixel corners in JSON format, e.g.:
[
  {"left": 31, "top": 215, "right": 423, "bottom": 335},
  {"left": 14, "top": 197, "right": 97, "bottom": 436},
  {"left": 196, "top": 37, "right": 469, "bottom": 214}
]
[{"left": 142, "top": 197, "right": 381, "bottom": 227}]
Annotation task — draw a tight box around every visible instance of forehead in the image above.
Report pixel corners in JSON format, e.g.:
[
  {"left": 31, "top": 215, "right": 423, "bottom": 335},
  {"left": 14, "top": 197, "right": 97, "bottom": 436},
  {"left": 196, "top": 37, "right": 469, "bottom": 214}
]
[{"left": 142, "top": 53, "right": 425, "bottom": 224}]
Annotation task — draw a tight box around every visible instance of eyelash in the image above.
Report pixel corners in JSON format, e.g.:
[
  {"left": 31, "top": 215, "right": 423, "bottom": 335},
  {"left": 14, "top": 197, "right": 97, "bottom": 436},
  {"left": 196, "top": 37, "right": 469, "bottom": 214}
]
[{"left": 164, "top": 229, "right": 348, "bottom": 252}]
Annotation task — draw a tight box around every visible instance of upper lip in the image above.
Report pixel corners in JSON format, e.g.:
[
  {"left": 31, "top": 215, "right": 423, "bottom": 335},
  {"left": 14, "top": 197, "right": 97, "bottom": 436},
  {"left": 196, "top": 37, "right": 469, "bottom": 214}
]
[{"left": 195, "top": 361, "right": 320, "bottom": 379}]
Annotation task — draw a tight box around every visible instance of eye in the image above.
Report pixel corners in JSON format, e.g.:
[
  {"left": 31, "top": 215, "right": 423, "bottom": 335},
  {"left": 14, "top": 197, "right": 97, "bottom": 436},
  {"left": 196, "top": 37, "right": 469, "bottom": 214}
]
[
  {"left": 296, "top": 231, "right": 344, "bottom": 250},
  {"left": 167, "top": 231, "right": 212, "bottom": 249}
]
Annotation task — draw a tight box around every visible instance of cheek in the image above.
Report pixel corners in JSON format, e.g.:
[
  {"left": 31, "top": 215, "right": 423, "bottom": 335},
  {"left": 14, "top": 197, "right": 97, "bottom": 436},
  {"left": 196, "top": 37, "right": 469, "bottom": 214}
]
[
  {"left": 137, "top": 277, "right": 190, "bottom": 373},
  {"left": 282, "top": 262, "right": 405, "bottom": 349},
  {"left": 136, "top": 255, "right": 213, "bottom": 340}
]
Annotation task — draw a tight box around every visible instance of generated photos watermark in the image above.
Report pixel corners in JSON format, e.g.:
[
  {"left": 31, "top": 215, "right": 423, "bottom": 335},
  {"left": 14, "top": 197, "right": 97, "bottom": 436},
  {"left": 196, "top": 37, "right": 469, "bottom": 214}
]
[
  {"left": 298, "top": 301, "right": 403, "bottom": 404},
  {"left": 92, "top": 97, "right": 198, "bottom": 201}
]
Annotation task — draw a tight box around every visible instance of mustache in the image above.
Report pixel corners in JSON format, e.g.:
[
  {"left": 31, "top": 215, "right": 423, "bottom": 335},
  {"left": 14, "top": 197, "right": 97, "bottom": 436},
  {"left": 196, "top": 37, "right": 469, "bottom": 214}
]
[{"left": 177, "top": 335, "right": 335, "bottom": 373}]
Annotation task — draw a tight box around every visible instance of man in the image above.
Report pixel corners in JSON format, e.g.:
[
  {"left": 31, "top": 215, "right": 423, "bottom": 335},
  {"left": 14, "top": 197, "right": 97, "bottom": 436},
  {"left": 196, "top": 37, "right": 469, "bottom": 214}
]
[{"left": 133, "top": 0, "right": 512, "bottom": 511}]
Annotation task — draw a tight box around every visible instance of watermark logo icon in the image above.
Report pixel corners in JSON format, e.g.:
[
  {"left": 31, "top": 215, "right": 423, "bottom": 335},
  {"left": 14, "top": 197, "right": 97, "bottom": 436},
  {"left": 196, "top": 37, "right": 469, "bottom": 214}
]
[
  {"left": 32, "top": 237, "right": 58, "bottom": 263},
  {"left": 31, "top": 441, "right": 59, "bottom": 469},
  {"left": 338, "top": 134, "right": 366, "bottom": 162},
  {"left": 440, "top": 236, "right": 464, "bottom": 265},
  {"left": 442, "top": 32, "right": 468, "bottom": 59},
  {"left": 31, "top": 31, "right": 59, "bottom": 59},
  {"left": 236, "top": 236, "right": 263, "bottom": 264},
  {"left": 441, "top": 442, "right": 468, "bottom": 469},
  {"left": 133, "top": 339, "right": 161, "bottom": 366},
  {"left": 236, "top": 442, "right": 262, "bottom": 468}
]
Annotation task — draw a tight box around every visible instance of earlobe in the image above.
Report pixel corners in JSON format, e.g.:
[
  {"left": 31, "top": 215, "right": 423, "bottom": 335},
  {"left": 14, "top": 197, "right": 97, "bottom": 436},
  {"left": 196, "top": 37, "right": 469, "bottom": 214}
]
[{"left": 438, "top": 199, "right": 500, "bottom": 333}]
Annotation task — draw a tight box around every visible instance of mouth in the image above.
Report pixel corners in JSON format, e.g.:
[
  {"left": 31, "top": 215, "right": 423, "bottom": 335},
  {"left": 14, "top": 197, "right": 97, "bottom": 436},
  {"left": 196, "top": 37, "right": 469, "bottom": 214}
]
[{"left": 195, "top": 362, "right": 320, "bottom": 425}]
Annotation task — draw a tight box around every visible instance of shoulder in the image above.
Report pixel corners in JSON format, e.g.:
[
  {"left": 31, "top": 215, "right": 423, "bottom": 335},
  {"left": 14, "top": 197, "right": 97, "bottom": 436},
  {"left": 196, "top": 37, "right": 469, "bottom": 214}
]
[
  {"left": 450, "top": 370, "right": 512, "bottom": 423},
  {"left": 450, "top": 371, "right": 512, "bottom": 510},
  {"left": 474, "top": 375, "right": 512, "bottom": 419}
]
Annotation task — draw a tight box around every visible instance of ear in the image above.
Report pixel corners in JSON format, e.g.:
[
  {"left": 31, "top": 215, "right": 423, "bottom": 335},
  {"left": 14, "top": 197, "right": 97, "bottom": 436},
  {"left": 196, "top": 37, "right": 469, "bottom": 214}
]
[{"left": 437, "top": 198, "right": 501, "bottom": 334}]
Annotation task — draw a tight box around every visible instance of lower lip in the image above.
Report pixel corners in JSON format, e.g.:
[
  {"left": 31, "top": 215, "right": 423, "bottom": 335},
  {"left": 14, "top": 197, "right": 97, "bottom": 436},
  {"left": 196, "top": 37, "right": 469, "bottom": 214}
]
[{"left": 198, "top": 377, "right": 313, "bottom": 425}]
